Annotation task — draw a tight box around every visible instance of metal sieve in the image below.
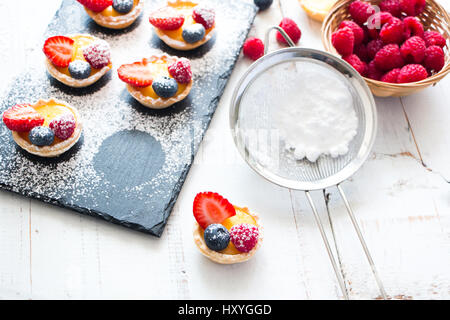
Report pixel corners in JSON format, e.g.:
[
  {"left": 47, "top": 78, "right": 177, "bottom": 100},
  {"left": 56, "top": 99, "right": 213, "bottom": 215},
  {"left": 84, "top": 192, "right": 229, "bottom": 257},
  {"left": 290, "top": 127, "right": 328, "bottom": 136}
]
[{"left": 230, "top": 27, "right": 386, "bottom": 299}]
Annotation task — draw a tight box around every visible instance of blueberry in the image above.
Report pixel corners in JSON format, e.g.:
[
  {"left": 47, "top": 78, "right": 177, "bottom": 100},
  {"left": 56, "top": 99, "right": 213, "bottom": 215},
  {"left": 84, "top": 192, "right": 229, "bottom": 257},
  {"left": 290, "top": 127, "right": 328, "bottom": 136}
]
[
  {"left": 28, "top": 126, "right": 55, "bottom": 147},
  {"left": 68, "top": 60, "right": 91, "bottom": 79},
  {"left": 152, "top": 76, "right": 178, "bottom": 98},
  {"left": 112, "top": 0, "right": 134, "bottom": 14},
  {"left": 254, "top": 0, "right": 273, "bottom": 11},
  {"left": 182, "top": 23, "right": 206, "bottom": 43},
  {"left": 204, "top": 224, "right": 230, "bottom": 252}
]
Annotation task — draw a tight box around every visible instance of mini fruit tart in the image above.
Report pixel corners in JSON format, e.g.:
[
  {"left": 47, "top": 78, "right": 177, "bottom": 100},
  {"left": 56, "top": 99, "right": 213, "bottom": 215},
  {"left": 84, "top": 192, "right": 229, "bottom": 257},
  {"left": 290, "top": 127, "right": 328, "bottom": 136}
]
[
  {"left": 44, "top": 34, "right": 112, "bottom": 88},
  {"left": 76, "top": 0, "right": 143, "bottom": 29},
  {"left": 2, "top": 99, "right": 82, "bottom": 158},
  {"left": 192, "top": 192, "right": 263, "bottom": 265},
  {"left": 149, "top": 0, "right": 216, "bottom": 51},
  {"left": 118, "top": 54, "right": 193, "bottom": 109}
]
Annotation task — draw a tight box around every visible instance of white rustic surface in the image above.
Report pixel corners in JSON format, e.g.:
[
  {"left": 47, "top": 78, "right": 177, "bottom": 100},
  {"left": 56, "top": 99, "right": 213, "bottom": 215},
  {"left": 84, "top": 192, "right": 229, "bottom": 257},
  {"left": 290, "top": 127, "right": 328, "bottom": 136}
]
[{"left": 0, "top": 0, "right": 449, "bottom": 300}]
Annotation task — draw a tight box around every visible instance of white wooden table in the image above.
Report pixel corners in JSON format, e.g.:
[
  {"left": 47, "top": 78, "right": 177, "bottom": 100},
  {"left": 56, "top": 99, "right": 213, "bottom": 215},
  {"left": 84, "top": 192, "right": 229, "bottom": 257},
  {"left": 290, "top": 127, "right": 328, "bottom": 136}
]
[{"left": 1, "top": 0, "right": 449, "bottom": 300}]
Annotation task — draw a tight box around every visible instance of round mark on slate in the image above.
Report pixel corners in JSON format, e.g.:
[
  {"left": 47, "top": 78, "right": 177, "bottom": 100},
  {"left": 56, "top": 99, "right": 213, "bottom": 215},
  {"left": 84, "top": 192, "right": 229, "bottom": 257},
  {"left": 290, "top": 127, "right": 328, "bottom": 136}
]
[{"left": 94, "top": 130, "right": 165, "bottom": 188}]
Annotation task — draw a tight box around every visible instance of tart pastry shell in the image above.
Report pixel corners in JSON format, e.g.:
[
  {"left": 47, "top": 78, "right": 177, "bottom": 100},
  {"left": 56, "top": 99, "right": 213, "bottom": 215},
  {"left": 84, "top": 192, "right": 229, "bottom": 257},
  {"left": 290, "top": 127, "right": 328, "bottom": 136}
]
[
  {"left": 193, "top": 210, "right": 263, "bottom": 265},
  {"left": 84, "top": 0, "right": 144, "bottom": 29},
  {"left": 155, "top": 27, "right": 215, "bottom": 51},
  {"left": 11, "top": 99, "right": 83, "bottom": 158}
]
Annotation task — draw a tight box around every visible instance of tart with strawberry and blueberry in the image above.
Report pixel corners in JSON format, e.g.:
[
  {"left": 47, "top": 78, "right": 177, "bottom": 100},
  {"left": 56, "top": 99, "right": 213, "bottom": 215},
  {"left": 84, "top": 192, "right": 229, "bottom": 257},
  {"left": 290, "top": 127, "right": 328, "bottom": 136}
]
[
  {"left": 192, "top": 192, "right": 263, "bottom": 264},
  {"left": 118, "top": 54, "right": 193, "bottom": 109},
  {"left": 44, "top": 34, "right": 112, "bottom": 88},
  {"left": 2, "top": 99, "right": 82, "bottom": 157},
  {"left": 76, "top": 0, "right": 143, "bottom": 29},
  {"left": 149, "top": 0, "right": 216, "bottom": 51}
]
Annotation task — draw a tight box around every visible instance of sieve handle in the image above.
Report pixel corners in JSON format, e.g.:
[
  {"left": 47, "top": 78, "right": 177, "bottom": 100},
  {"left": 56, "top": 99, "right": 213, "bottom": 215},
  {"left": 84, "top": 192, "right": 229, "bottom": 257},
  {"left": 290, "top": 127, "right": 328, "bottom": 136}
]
[{"left": 264, "top": 26, "right": 295, "bottom": 55}]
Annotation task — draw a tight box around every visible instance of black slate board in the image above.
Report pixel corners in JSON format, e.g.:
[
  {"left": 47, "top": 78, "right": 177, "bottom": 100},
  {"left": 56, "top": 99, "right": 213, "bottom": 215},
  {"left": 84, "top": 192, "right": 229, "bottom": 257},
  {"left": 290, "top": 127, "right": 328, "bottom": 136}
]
[{"left": 0, "top": 0, "right": 257, "bottom": 237}]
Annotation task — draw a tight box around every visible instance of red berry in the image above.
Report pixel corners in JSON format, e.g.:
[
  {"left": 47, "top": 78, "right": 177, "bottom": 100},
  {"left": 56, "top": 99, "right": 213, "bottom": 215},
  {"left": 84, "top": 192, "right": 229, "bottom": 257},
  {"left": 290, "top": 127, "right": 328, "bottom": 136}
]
[
  {"left": 380, "top": 0, "right": 402, "bottom": 17},
  {"left": 331, "top": 27, "right": 354, "bottom": 56},
  {"left": 149, "top": 7, "right": 185, "bottom": 30},
  {"left": 349, "top": 0, "right": 376, "bottom": 25},
  {"left": 397, "top": 64, "right": 428, "bottom": 83},
  {"left": 243, "top": 37, "right": 264, "bottom": 61},
  {"left": 49, "top": 113, "right": 76, "bottom": 140},
  {"left": 340, "top": 20, "right": 364, "bottom": 45},
  {"left": 168, "top": 58, "right": 192, "bottom": 84},
  {"left": 343, "top": 54, "right": 368, "bottom": 76},
  {"left": 400, "top": 36, "right": 426, "bottom": 63},
  {"left": 354, "top": 43, "right": 369, "bottom": 62},
  {"left": 83, "top": 40, "right": 111, "bottom": 69},
  {"left": 423, "top": 31, "right": 446, "bottom": 48},
  {"left": 276, "top": 18, "right": 301, "bottom": 45},
  {"left": 43, "top": 36, "right": 74, "bottom": 68},
  {"left": 230, "top": 224, "right": 259, "bottom": 253},
  {"left": 367, "top": 39, "right": 384, "bottom": 60},
  {"left": 77, "top": 0, "right": 113, "bottom": 13},
  {"left": 399, "top": 0, "right": 426, "bottom": 16},
  {"left": 193, "top": 192, "right": 236, "bottom": 230},
  {"left": 381, "top": 68, "right": 401, "bottom": 83},
  {"left": 192, "top": 6, "right": 215, "bottom": 29},
  {"left": 374, "top": 44, "right": 404, "bottom": 71},
  {"left": 403, "top": 17, "right": 424, "bottom": 38},
  {"left": 380, "top": 17, "right": 405, "bottom": 44},
  {"left": 367, "top": 60, "right": 384, "bottom": 81},
  {"left": 367, "top": 12, "right": 393, "bottom": 31},
  {"left": 424, "top": 45, "right": 445, "bottom": 73},
  {"left": 118, "top": 59, "right": 153, "bottom": 87},
  {"left": 2, "top": 104, "right": 44, "bottom": 132}
]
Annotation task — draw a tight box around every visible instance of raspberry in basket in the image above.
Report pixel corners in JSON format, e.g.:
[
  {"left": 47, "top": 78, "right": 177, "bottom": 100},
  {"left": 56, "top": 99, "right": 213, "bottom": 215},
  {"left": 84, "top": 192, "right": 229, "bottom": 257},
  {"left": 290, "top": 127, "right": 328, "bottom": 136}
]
[
  {"left": 424, "top": 45, "right": 445, "bottom": 73},
  {"left": 397, "top": 64, "right": 428, "bottom": 83},
  {"left": 400, "top": 36, "right": 426, "bottom": 64},
  {"left": 374, "top": 44, "right": 405, "bottom": 71},
  {"left": 332, "top": 26, "right": 354, "bottom": 56},
  {"left": 349, "top": 0, "right": 376, "bottom": 25}
]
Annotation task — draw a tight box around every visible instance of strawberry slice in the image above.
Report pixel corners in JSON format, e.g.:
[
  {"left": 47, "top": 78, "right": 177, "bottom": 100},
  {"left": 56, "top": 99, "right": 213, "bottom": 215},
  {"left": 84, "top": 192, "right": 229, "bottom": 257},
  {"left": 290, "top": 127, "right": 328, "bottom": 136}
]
[
  {"left": 2, "top": 104, "right": 45, "bottom": 132},
  {"left": 117, "top": 60, "right": 153, "bottom": 87},
  {"left": 77, "top": 0, "right": 113, "bottom": 13},
  {"left": 149, "top": 7, "right": 185, "bottom": 30},
  {"left": 43, "top": 36, "right": 74, "bottom": 68},
  {"left": 193, "top": 192, "right": 236, "bottom": 229}
]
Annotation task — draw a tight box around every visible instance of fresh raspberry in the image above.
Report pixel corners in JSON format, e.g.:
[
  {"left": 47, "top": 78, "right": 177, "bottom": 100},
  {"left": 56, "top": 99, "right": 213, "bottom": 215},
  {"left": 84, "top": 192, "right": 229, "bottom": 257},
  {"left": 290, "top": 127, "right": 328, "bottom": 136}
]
[
  {"left": 276, "top": 18, "right": 301, "bottom": 45},
  {"left": 343, "top": 54, "right": 368, "bottom": 76},
  {"left": 339, "top": 20, "right": 364, "bottom": 45},
  {"left": 423, "top": 45, "right": 445, "bottom": 73},
  {"left": 403, "top": 17, "right": 424, "bottom": 38},
  {"left": 380, "top": 17, "right": 405, "bottom": 44},
  {"left": 367, "top": 39, "right": 384, "bottom": 60},
  {"left": 400, "top": 36, "right": 426, "bottom": 63},
  {"left": 354, "top": 43, "right": 369, "bottom": 62},
  {"left": 192, "top": 6, "right": 215, "bottom": 29},
  {"left": 399, "top": 0, "right": 426, "bottom": 16},
  {"left": 380, "top": 0, "right": 402, "bottom": 17},
  {"left": 49, "top": 113, "right": 76, "bottom": 140},
  {"left": 397, "top": 64, "right": 428, "bottom": 83},
  {"left": 367, "top": 60, "right": 384, "bottom": 80},
  {"left": 423, "top": 31, "right": 446, "bottom": 48},
  {"left": 149, "top": 7, "right": 185, "bottom": 30},
  {"left": 331, "top": 27, "right": 354, "bottom": 56},
  {"left": 2, "top": 104, "right": 44, "bottom": 132},
  {"left": 374, "top": 44, "right": 404, "bottom": 71},
  {"left": 77, "top": 0, "right": 113, "bottom": 13},
  {"left": 349, "top": 0, "right": 376, "bottom": 25},
  {"left": 243, "top": 37, "right": 264, "bottom": 61},
  {"left": 83, "top": 40, "right": 111, "bottom": 69},
  {"left": 168, "top": 58, "right": 192, "bottom": 84},
  {"left": 230, "top": 224, "right": 259, "bottom": 253},
  {"left": 367, "top": 12, "right": 393, "bottom": 32},
  {"left": 381, "top": 68, "right": 401, "bottom": 83}
]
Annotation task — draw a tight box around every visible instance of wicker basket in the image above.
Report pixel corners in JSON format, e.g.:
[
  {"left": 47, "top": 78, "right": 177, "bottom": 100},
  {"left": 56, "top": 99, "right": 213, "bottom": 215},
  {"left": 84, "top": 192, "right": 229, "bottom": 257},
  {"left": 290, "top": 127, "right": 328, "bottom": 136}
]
[{"left": 322, "top": 0, "right": 450, "bottom": 97}]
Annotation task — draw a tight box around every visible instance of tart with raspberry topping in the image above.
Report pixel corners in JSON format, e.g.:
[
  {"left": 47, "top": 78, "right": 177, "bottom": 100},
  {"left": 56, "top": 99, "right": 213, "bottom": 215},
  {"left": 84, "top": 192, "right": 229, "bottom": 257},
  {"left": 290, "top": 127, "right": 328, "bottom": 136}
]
[
  {"left": 44, "top": 34, "right": 112, "bottom": 88},
  {"left": 76, "top": 0, "right": 143, "bottom": 29},
  {"left": 192, "top": 192, "right": 263, "bottom": 264},
  {"left": 2, "top": 99, "right": 82, "bottom": 157},
  {"left": 149, "top": 0, "right": 216, "bottom": 51},
  {"left": 118, "top": 54, "right": 193, "bottom": 109}
]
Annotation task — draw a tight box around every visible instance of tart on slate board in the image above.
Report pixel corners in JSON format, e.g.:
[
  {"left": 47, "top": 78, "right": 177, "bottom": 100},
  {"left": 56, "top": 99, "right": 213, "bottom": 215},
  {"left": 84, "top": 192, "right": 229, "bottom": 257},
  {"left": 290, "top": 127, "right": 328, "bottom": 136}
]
[
  {"left": 150, "top": 0, "right": 216, "bottom": 51},
  {"left": 2, "top": 98, "right": 82, "bottom": 158},
  {"left": 76, "top": 0, "right": 144, "bottom": 29},
  {"left": 118, "top": 54, "right": 193, "bottom": 109},
  {"left": 44, "top": 34, "right": 112, "bottom": 88},
  {"left": 193, "top": 192, "right": 263, "bottom": 264}
]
